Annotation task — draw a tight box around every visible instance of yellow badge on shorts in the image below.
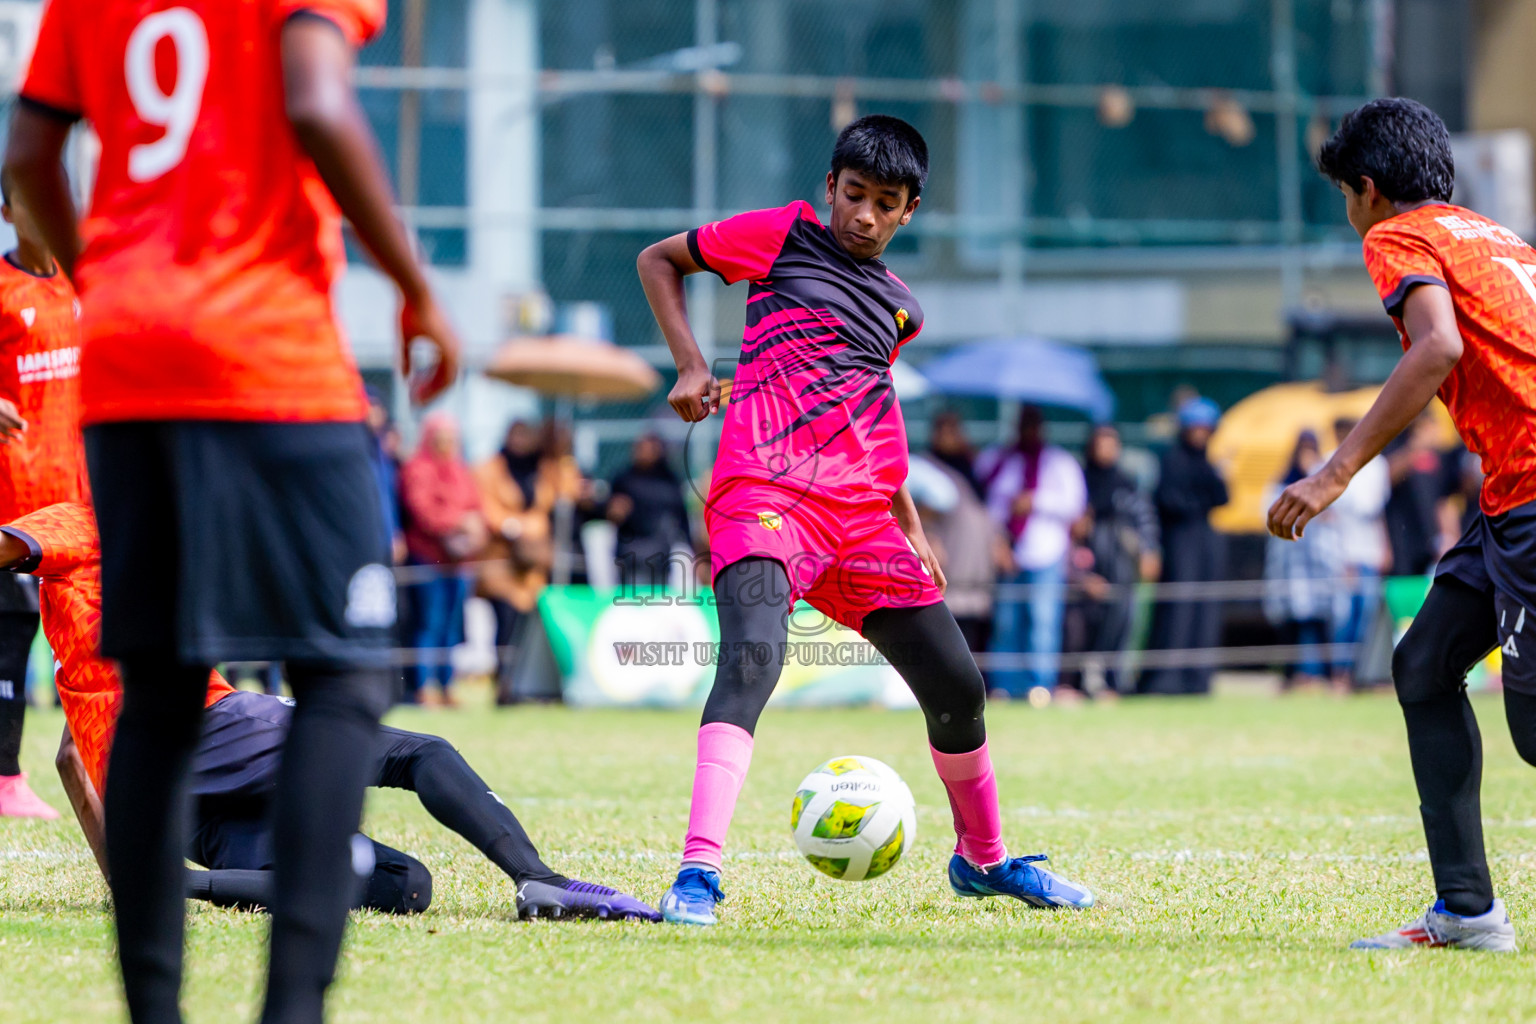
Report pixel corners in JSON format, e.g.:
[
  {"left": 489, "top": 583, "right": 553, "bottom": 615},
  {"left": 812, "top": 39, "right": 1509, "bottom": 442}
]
[
  {"left": 758, "top": 511, "right": 783, "bottom": 531},
  {"left": 894, "top": 308, "right": 909, "bottom": 331}
]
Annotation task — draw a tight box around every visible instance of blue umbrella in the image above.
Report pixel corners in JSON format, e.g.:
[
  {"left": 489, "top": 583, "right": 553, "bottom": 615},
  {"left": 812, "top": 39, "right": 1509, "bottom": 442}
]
[{"left": 919, "top": 337, "right": 1114, "bottom": 420}]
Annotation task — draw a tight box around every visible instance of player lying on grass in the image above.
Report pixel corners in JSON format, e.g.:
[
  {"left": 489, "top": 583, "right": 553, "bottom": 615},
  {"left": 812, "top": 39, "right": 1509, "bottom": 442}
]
[
  {"left": 0, "top": 501, "right": 658, "bottom": 922},
  {"left": 637, "top": 114, "right": 1093, "bottom": 925},
  {"left": 1268, "top": 97, "right": 1536, "bottom": 952}
]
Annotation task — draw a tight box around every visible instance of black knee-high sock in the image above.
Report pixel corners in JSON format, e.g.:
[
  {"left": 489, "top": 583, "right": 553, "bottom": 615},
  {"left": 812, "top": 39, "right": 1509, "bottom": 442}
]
[
  {"left": 861, "top": 603, "right": 988, "bottom": 754},
  {"left": 1402, "top": 692, "right": 1493, "bottom": 916},
  {"left": 0, "top": 612, "right": 38, "bottom": 777},
  {"left": 105, "top": 659, "right": 213, "bottom": 1024},
  {"left": 373, "top": 728, "right": 564, "bottom": 885},
  {"left": 1391, "top": 577, "right": 1499, "bottom": 918},
  {"left": 259, "top": 662, "right": 389, "bottom": 1024}
]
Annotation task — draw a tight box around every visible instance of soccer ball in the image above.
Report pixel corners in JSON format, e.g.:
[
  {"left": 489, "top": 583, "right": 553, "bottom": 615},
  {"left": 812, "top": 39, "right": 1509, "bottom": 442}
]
[{"left": 790, "top": 755, "right": 916, "bottom": 881}]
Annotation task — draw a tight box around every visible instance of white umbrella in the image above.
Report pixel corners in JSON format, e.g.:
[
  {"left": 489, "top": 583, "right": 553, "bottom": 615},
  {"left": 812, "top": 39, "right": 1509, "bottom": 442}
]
[{"left": 890, "top": 359, "right": 930, "bottom": 400}]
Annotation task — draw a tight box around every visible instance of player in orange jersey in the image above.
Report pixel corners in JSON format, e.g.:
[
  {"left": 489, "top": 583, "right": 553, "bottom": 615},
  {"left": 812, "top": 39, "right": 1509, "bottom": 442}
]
[
  {"left": 0, "top": 174, "right": 87, "bottom": 818},
  {"left": 1269, "top": 98, "right": 1536, "bottom": 952},
  {"left": 6, "top": 2, "right": 461, "bottom": 1020},
  {"left": 0, "top": 501, "right": 657, "bottom": 921}
]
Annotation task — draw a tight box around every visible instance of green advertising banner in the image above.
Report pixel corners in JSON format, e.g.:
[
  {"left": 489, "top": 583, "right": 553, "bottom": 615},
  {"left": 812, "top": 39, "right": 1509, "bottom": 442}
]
[{"left": 537, "top": 586, "right": 904, "bottom": 708}]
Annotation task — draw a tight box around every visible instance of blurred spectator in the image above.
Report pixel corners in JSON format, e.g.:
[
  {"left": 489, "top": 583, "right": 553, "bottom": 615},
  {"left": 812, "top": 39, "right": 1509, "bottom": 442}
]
[
  {"left": 400, "top": 413, "right": 487, "bottom": 705},
  {"left": 1144, "top": 383, "right": 1201, "bottom": 444},
  {"left": 476, "top": 419, "right": 556, "bottom": 699},
  {"left": 1138, "top": 396, "right": 1229, "bottom": 696},
  {"left": 927, "top": 410, "right": 985, "bottom": 500},
  {"left": 1061, "top": 424, "right": 1160, "bottom": 695},
  {"left": 977, "top": 405, "right": 1087, "bottom": 697},
  {"left": 607, "top": 433, "right": 690, "bottom": 591},
  {"left": 365, "top": 387, "right": 407, "bottom": 565},
  {"left": 1450, "top": 443, "right": 1484, "bottom": 535},
  {"left": 911, "top": 420, "right": 1010, "bottom": 654},
  {"left": 1383, "top": 414, "right": 1450, "bottom": 575},
  {"left": 1262, "top": 431, "right": 1337, "bottom": 689},
  {"left": 1326, "top": 417, "right": 1390, "bottom": 688},
  {"left": 539, "top": 419, "right": 597, "bottom": 585},
  {"left": 365, "top": 387, "right": 408, "bottom": 699},
  {"left": 500, "top": 419, "right": 544, "bottom": 508}
]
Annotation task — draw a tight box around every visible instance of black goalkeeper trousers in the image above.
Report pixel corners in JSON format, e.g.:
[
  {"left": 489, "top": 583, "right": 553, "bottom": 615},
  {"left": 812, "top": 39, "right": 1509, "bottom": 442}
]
[{"left": 188, "top": 718, "right": 563, "bottom": 913}]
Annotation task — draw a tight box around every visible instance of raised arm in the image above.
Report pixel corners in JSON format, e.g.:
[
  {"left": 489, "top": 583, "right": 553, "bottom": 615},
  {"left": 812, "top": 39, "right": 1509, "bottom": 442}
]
[
  {"left": 280, "top": 13, "right": 458, "bottom": 404},
  {"left": 637, "top": 233, "right": 718, "bottom": 422},
  {"left": 1268, "top": 284, "right": 1462, "bottom": 540}
]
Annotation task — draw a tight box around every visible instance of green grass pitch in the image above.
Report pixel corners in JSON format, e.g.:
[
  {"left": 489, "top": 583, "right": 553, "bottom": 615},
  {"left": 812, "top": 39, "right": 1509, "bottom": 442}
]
[{"left": 5, "top": 692, "right": 1536, "bottom": 1022}]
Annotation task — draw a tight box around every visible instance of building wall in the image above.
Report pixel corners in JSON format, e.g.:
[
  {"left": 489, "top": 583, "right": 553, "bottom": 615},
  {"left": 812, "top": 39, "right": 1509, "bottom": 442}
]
[{"left": 1471, "top": 0, "right": 1536, "bottom": 137}]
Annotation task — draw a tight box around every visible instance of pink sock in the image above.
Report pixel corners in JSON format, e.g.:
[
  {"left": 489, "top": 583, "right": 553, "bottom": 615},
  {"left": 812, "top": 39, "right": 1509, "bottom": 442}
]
[
  {"left": 930, "top": 742, "right": 1008, "bottom": 870},
  {"left": 680, "top": 722, "right": 755, "bottom": 872}
]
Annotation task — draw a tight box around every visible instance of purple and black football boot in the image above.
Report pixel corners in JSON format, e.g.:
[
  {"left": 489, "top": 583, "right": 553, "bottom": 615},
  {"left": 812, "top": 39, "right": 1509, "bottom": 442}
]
[{"left": 516, "top": 878, "right": 662, "bottom": 921}]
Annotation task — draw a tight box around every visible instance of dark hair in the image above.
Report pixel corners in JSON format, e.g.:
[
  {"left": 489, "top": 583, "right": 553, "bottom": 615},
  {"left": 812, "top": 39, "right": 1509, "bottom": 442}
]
[
  {"left": 1316, "top": 97, "right": 1454, "bottom": 203},
  {"left": 830, "top": 114, "right": 928, "bottom": 199},
  {"left": 1282, "top": 430, "right": 1321, "bottom": 486}
]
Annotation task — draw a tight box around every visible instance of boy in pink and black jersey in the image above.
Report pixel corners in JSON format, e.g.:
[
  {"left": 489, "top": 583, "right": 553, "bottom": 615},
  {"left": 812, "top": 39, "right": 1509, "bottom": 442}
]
[{"left": 638, "top": 115, "right": 1094, "bottom": 924}]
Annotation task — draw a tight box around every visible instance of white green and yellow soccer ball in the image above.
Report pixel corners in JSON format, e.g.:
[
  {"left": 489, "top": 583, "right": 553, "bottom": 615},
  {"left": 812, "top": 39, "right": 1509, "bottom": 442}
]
[{"left": 790, "top": 755, "right": 916, "bottom": 881}]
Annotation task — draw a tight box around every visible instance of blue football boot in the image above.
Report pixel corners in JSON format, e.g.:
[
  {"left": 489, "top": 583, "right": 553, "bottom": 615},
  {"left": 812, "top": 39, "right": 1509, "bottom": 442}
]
[
  {"left": 948, "top": 853, "right": 1095, "bottom": 909},
  {"left": 660, "top": 866, "right": 725, "bottom": 926}
]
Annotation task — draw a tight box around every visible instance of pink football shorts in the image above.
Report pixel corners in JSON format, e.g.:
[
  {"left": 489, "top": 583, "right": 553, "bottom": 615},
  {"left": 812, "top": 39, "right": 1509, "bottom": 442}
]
[{"left": 704, "top": 482, "right": 943, "bottom": 630}]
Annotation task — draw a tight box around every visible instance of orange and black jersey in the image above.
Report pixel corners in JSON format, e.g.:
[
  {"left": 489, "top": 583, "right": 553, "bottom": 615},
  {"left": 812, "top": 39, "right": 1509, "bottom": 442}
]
[
  {"left": 0, "top": 255, "right": 87, "bottom": 521},
  {"left": 1364, "top": 203, "right": 1536, "bottom": 515}
]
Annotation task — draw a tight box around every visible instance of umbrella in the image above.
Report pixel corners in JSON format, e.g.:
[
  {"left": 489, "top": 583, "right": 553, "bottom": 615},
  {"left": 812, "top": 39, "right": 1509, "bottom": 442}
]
[
  {"left": 1207, "top": 381, "right": 1457, "bottom": 535},
  {"left": 920, "top": 337, "right": 1114, "bottom": 420},
  {"left": 485, "top": 334, "right": 661, "bottom": 401}
]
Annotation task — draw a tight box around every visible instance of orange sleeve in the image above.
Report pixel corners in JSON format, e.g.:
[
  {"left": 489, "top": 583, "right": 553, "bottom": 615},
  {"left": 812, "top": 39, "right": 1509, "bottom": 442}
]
[
  {"left": 17, "top": 0, "right": 82, "bottom": 119},
  {"left": 274, "top": 0, "right": 387, "bottom": 47},
  {"left": 1363, "top": 219, "right": 1448, "bottom": 318},
  {"left": 2, "top": 501, "right": 98, "bottom": 577}
]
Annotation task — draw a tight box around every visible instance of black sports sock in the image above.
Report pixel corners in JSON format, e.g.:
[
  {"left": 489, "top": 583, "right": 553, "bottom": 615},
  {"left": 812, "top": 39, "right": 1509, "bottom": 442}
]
[
  {"left": 1401, "top": 693, "right": 1494, "bottom": 917},
  {"left": 1391, "top": 577, "right": 1500, "bottom": 919},
  {"left": 259, "top": 662, "right": 389, "bottom": 1024},
  {"left": 105, "top": 659, "right": 213, "bottom": 1024},
  {"left": 0, "top": 612, "right": 38, "bottom": 777},
  {"left": 373, "top": 727, "right": 564, "bottom": 885}
]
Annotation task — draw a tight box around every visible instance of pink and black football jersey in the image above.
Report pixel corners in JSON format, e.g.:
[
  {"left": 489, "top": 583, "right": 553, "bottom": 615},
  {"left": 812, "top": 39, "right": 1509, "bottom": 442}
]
[{"left": 689, "top": 200, "right": 924, "bottom": 508}]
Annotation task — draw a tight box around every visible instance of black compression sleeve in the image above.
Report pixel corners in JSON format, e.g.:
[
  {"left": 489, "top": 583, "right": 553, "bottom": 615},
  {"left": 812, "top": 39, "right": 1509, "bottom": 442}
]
[
  {"left": 861, "top": 602, "right": 988, "bottom": 754},
  {"left": 699, "top": 557, "right": 791, "bottom": 734}
]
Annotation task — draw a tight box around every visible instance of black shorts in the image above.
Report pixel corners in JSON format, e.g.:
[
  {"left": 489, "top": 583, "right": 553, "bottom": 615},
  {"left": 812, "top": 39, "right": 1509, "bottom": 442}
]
[
  {"left": 84, "top": 420, "right": 395, "bottom": 665},
  {"left": 0, "top": 573, "right": 38, "bottom": 614},
  {"left": 1438, "top": 501, "right": 1536, "bottom": 694}
]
